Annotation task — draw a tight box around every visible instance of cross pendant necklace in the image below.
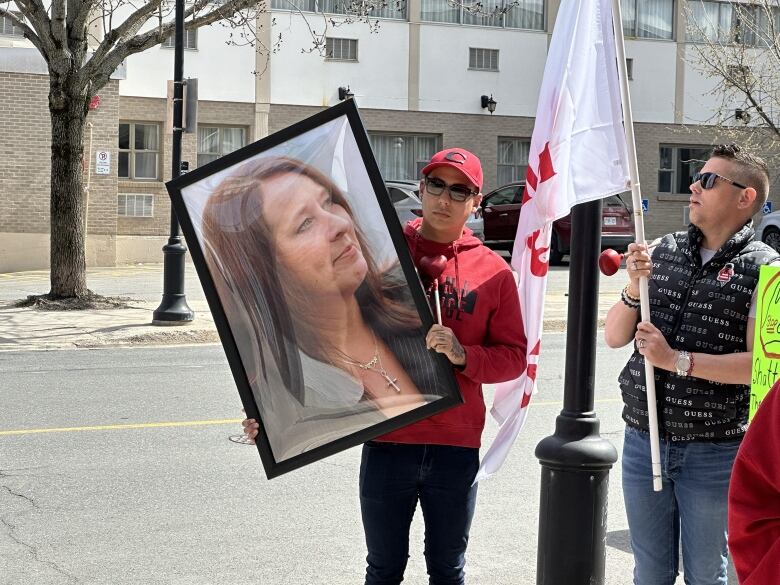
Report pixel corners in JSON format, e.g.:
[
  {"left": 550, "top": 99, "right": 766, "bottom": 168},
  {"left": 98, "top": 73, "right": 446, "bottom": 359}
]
[
  {"left": 379, "top": 367, "right": 400, "bottom": 393},
  {"left": 340, "top": 334, "right": 402, "bottom": 394}
]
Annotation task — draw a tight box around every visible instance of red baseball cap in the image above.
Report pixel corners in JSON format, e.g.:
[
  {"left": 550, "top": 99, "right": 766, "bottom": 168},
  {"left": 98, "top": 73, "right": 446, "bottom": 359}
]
[{"left": 421, "top": 148, "right": 483, "bottom": 191}]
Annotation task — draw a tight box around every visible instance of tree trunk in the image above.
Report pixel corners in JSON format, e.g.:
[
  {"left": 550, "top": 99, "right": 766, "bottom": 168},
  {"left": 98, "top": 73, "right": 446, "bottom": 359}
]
[{"left": 49, "top": 82, "right": 88, "bottom": 298}]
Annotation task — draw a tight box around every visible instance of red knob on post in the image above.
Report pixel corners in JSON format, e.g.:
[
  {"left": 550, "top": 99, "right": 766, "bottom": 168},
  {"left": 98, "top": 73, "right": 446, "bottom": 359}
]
[
  {"left": 419, "top": 255, "right": 448, "bottom": 324},
  {"left": 419, "top": 255, "right": 447, "bottom": 282},
  {"left": 598, "top": 249, "right": 624, "bottom": 276}
]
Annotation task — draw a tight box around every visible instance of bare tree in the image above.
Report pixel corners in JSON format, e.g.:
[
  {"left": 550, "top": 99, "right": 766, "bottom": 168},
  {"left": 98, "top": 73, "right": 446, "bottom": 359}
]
[
  {"left": 0, "top": 0, "right": 401, "bottom": 300},
  {"left": 684, "top": 0, "right": 779, "bottom": 165}
]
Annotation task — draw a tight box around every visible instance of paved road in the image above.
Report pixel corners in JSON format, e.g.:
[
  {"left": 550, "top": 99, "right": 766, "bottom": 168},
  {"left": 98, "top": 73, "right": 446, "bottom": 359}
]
[{"left": 0, "top": 335, "right": 641, "bottom": 585}]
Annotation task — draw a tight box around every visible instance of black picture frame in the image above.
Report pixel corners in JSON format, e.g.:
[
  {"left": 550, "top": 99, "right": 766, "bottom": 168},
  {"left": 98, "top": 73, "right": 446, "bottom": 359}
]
[{"left": 166, "top": 99, "right": 462, "bottom": 478}]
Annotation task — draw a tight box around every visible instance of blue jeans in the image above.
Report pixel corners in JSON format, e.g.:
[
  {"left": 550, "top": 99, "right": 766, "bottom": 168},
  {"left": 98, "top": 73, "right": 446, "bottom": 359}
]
[
  {"left": 622, "top": 426, "right": 740, "bottom": 585},
  {"left": 359, "top": 442, "right": 479, "bottom": 585}
]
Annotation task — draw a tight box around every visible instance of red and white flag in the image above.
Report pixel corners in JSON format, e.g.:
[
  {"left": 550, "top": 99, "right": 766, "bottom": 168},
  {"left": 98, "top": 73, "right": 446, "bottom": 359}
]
[{"left": 476, "top": 0, "right": 630, "bottom": 481}]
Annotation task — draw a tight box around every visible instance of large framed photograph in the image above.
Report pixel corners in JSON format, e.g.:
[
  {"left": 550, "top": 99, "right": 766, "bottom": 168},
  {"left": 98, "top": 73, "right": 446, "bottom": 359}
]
[{"left": 166, "top": 100, "right": 462, "bottom": 478}]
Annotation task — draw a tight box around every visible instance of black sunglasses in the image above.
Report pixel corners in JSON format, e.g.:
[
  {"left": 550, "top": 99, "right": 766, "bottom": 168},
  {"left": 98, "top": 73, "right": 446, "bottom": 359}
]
[
  {"left": 693, "top": 171, "right": 748, "bottom": 190},
  {"left": 423, "top": 176, "right": 478, "bottom": 202}
]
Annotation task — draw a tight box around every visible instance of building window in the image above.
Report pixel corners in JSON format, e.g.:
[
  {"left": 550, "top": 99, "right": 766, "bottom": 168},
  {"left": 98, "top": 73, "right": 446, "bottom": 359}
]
[
  {"left": 118, "top": 123, "right": 160, "bottom": 180},
  {"left": 118, "top": 194, "right": 154, "bottom": 218},
  {"left": 197, "top": 126, "right": 247, "bottom": 167},
  {"left": 368, "top": 133, "right": 441, "bottom": 182},
  {"left": 497, "top": 138, "right": 531, "bottom": 185},
  {"left": 421, "top": 0, "right": 544, "bottom": 30},
  {"left": 325, "top": 37, "right": 358, "bottom": 61},
  {"left": 270, "top": 0, "right": 407, "bottom": 19},
  {"left": 271, "top": 0, "right": 317, "bottom": 10},
  {"left": 1, "top": 13, "right": 24, "bottom": 36},
  {"left": 658, "top": 145, "right": 711, "bottom": 194},
  {"left": 751, "top": 4, "right": 780, "bottom": 46},
  {"left": 686, "top": 1, "right": 780, "bottom": 46},
  {"left": 621, "top": 0, "right": 675, "bottom": 40},
  {"left": 469, "top": 48, "right": 499, "bottom": 71},
  {"left": 163, "top": 28, "right": 197, "bottom": 49}
]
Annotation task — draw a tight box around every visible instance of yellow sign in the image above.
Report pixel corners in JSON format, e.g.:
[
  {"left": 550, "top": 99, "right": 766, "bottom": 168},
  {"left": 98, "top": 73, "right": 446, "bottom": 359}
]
[{"left": 751, "top": 265, "right": 780, "bottom": 419}]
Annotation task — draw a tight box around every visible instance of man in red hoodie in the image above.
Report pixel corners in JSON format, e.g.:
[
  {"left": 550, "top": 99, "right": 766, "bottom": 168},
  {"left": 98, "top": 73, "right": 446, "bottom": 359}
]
[
  {"left": 728, "top": 382, "right": 780, "bottom": 585},
  {"left": 357, "top": 148, "right": 526, "bottom": 585},
  {"left": 242, "top": 148, "right": 526, "bottom": 584}
]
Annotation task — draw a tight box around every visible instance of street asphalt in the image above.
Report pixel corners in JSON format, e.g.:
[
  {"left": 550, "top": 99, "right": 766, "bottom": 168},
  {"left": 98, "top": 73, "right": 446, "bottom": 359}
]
[
  {"left": 1, "top": 339, "right": 636, "bottom": 585},
  {"left": 0, "top": 261, "right": 737, "bottom": 583}
]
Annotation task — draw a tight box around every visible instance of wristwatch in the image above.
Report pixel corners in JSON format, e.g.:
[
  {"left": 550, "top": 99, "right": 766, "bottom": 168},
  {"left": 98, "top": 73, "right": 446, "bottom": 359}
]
[{"left": 675, "top": 351, "right": 692, "bottom": 376}]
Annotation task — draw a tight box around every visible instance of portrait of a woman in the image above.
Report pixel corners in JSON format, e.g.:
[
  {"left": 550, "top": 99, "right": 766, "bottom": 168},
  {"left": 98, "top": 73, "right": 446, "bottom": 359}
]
[{"left": 199, "top": 156, "right": 446, "bottom": 460}]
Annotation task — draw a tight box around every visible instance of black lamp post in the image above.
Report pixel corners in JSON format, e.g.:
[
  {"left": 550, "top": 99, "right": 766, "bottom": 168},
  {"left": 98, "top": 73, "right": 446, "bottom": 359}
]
[
  {"left": 153, "top": 0, "right": 194, "bottom": 326},
  {"left": 535, "top": 199, "right": 618, "bottom": 584}
]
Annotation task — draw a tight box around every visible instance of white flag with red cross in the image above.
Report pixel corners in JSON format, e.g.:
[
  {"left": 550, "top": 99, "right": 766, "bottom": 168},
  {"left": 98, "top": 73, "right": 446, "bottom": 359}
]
[{"left": 476, "top": 0, "right": 631, "bottom": 481}]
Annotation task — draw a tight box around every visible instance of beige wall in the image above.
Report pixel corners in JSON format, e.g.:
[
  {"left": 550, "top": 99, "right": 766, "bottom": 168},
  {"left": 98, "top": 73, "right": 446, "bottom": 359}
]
[
  {"left": 0, "top": 73, "right": 120, "bottom": 236},
  {"left": 0, "top": 72, "right": 54, "bottom": 235},
  {"left": 0, "top": 78, "right": 255, "bottom": 272},
  {"left": 116, "top": 235, "right": 179, "bottom": 264},
  {"left": 2, "top": 77, "right": 779, "bottom": 273},
  {"left": 0, "top": 233, "right": 49, "bottom": 272},
  {"left": 85, "top": 81, "right": 121, "bottom": 237},
  {"left": 0, "top": 71, "right": 122, "bottom": 272},
  {"left": 0, "top": 233, "right": 116, "bottom": 273}
]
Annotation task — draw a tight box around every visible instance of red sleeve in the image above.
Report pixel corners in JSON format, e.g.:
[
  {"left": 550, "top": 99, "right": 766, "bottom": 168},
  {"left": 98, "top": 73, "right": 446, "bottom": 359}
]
[
  {"left": 460, "top": 269, "right": 527, "bottom": 384},
  {"left": 728, "top": 383, "right": 780, "bottom": 585}
]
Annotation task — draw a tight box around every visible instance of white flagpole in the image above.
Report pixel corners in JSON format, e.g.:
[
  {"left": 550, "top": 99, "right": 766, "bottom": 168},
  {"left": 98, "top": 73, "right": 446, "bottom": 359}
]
[{"left": 610, "top": 0, "right": 663, "bottom": 492}]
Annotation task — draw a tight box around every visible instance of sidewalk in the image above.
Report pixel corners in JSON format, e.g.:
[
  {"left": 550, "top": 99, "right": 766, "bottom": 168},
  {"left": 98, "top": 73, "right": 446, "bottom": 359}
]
[{"left": 0, "top": 261, "right": 627, "bottom": 351}]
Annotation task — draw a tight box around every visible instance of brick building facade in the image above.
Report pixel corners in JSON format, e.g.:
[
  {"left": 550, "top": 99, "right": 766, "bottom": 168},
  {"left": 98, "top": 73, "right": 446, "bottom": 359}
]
[{"left": 2, "top": 4, "right": 779, "bottom": 273}]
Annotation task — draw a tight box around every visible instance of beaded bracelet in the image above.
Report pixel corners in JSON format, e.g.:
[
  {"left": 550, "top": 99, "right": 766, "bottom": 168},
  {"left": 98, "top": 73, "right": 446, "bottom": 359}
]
[
  {"left": 623, "top": 285, "right": 640, "bottom": 303},
  {"left": 621, "top": 285, "right": 640, "bottom": 309}
]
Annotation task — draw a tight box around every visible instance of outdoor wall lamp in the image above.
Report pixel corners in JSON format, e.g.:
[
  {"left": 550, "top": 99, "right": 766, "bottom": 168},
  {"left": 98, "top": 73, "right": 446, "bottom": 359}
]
[
  {"left": 338, "top": 86, "right": 354, "bottom": 101},
  {"left": 481, "top": 94, "right": 497, "bottom": 114}
]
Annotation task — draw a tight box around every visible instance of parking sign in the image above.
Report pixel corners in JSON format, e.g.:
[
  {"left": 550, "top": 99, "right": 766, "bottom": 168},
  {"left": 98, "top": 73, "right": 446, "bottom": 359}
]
[
  {"left": 763, "top": 201, "right": 773, "bottom": 215},
  {"left": 95, "top": 151, "right": 110, "bottom": 175}
]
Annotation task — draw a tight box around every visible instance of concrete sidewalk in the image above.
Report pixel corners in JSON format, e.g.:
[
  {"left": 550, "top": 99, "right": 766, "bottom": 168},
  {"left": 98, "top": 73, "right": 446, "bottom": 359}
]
[{"left": 0, "top": 261, "right": 628, "bottom": 351}]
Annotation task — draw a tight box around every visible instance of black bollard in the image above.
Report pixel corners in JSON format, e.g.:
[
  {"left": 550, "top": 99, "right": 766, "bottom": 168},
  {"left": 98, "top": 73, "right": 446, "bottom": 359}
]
[{"left": 535, "top": 198, "right": 618, "bottom": 584}]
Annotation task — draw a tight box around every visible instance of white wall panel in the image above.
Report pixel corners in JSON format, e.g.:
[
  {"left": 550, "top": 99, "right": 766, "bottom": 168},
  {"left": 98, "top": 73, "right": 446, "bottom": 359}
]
[
  {"left": 624, "top": 40, "right": 677, "bottom": 123},
  {"left": 120, "top": 23, "right": 256, "bottom": 101},
  {"left": 269, "top": 13, "right": 409, "bottom": 109},
  {"left": 114, "top": 9, "right": 743, "bottom": 128},
  {"left": 682, "top": 56, "right": 723, "bottom": 125},
  {"left": 418, "top": 24, "right": 548, "bottom": 116}
]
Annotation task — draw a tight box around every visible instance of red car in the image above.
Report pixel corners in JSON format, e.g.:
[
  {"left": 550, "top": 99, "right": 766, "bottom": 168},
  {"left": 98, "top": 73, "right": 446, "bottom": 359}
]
[{"left": 479, "top": 181, "right": 635, "bottom": 264}]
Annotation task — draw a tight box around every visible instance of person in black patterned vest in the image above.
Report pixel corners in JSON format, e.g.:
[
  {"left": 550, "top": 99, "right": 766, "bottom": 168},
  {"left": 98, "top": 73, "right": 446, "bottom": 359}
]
[{"left": 604, "top": 144, "right": 778, "bottom": 585}]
